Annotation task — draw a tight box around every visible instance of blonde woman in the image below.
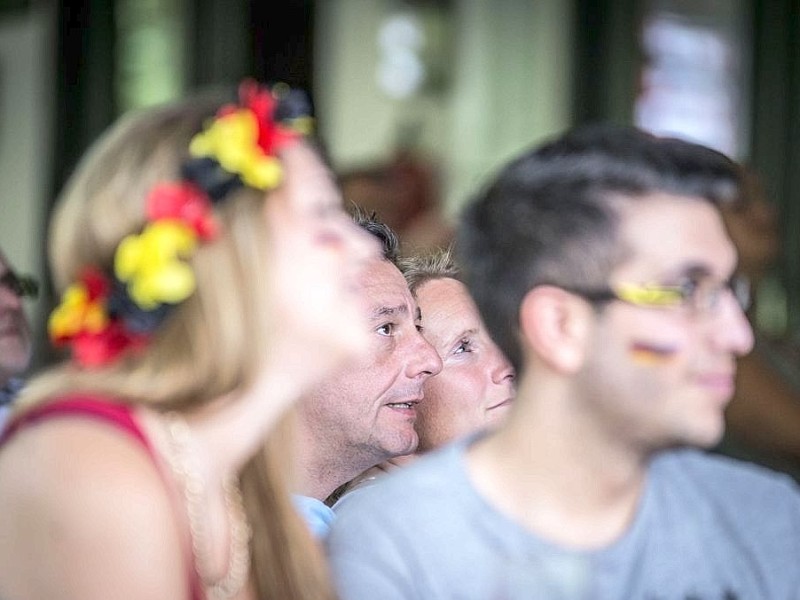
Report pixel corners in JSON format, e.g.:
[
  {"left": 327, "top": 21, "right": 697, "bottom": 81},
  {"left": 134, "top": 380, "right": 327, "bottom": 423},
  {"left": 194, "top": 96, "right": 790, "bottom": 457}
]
[{"left": 0, "top": 81, "right": 377, "bottom": 600}]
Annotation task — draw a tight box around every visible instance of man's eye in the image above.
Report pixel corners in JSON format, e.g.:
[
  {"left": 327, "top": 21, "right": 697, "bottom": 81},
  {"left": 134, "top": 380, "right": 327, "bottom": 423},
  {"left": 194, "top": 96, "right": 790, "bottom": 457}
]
[
  {"left": 377, "top": 323, "right": 395, "bottom": 336},
  {"left": 677, "top": 279, "right": 700, "bottom": 302},
  {"left": 1, "top": 271, "right": 38, "bottom": 299}
]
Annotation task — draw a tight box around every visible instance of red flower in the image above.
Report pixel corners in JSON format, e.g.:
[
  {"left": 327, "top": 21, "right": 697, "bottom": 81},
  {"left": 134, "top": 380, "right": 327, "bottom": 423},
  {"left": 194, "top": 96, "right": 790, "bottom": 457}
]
[
  {"left": 238, "top": 79, "right": 303, "bottom": 156},
  {"left": 71, "top": 322, "right": 148, "bottom": 367},
  {"left": 81, "top": 267, "right": 111, "bottom": 301},
  {"left": 146, "top": 182, "right": 218, "bottom": 241}
]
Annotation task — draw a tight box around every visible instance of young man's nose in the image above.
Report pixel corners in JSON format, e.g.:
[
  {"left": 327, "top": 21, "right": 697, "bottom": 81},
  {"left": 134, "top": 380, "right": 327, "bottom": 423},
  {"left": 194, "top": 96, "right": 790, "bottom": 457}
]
[{"left": 710, "top": 292, "right": 755, "bottom": 357}]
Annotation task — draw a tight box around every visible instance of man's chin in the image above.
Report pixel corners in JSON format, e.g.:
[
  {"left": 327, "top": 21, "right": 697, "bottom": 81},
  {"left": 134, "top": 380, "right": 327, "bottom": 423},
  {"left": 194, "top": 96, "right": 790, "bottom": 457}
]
[
  {"left": 383, "top": 431, "right": 419, "bottom": 458},
  {"left": 645, "top": 420, "right": 725, "bottom": 453},
  {"left": 0, "top": 353, "right": 31, "bottom": 377},
  {"left": 658, "top": 428, "right": 725, "bottom": 453}
]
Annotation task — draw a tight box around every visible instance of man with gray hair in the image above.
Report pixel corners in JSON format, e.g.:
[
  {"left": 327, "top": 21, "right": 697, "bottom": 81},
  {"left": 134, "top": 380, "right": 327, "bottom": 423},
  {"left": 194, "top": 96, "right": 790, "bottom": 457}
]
[{"left": 292, "top": 211, "right": 442, "bottom": 537}]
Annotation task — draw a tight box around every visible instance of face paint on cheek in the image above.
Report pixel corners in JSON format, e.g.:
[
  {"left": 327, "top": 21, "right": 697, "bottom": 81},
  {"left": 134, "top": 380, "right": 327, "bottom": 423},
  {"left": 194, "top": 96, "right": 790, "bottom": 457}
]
[{"left": 629, "top": 340, "right": 679, "bottom": 366}]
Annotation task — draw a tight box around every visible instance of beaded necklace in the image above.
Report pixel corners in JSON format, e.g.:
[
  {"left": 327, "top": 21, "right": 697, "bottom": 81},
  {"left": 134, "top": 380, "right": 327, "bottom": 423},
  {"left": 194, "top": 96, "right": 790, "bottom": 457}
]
[{"left": 163, "top": 414, "right": 252, "bottom": 600}]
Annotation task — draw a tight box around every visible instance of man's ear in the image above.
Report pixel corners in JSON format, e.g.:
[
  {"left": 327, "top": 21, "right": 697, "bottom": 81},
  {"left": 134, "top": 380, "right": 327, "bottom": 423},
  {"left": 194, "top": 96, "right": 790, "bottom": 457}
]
[{"left": 518, "top": 285, "right": 593, "bottom": 374}]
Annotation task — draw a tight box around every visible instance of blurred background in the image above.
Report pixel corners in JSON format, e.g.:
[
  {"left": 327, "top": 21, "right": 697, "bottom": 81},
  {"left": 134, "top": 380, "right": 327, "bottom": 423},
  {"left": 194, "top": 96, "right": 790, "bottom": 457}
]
[{"left": 0, "top": 0, "right": 798, "bottom": 371}]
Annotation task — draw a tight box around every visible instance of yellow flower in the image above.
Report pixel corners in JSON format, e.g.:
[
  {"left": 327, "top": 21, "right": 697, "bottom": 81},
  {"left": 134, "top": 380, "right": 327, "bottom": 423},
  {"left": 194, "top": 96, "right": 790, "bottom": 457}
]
[
  {"left": 191, "top": 111, "right": 255, "bottom": 168},
  {"left": 48, "top": 284, "right": 108, "bottom": 339},
  {"left": 241, "top": 155, "right": 282, "bottom": 189},
  {"left": 189, "top": 110, "right": 283, "bottom": 190},
  {"left": 114, "top": 220, "right": 199, "bottom": 310}
]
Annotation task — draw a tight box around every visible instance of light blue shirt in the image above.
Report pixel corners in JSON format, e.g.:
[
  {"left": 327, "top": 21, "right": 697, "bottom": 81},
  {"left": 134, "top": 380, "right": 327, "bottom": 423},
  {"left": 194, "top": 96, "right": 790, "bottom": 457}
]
[
  {"left": 293, "top": 494, "right": 336, "bottom": 538},
  {"left": 328, "top": 435, "right": 800, "bottom": 599},
  {"left": 0, "top": 377, "right": 24, "bottom": 434}
]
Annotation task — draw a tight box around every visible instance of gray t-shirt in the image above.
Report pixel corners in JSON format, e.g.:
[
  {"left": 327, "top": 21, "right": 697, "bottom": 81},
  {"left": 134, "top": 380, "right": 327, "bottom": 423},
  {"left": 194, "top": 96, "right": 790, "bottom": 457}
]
[{"left": 328, "top": 436, "right": 800, "bottom": 599}]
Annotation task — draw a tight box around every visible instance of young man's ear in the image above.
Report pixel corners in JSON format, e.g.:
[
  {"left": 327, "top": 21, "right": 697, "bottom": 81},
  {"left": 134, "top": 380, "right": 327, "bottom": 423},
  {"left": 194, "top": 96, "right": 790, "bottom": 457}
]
[{"left": 518, "top": 285, "right": 593, "bottom": 374}]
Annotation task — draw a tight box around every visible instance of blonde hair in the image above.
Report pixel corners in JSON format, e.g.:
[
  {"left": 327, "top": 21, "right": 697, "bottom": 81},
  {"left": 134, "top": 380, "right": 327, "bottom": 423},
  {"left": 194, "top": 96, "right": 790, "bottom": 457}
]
[
  {"left": 21, "top": 92, "right": 336, "bottom": 599},
  {"left": 399, "top": 245, "right": 460, "bottom": 294}
]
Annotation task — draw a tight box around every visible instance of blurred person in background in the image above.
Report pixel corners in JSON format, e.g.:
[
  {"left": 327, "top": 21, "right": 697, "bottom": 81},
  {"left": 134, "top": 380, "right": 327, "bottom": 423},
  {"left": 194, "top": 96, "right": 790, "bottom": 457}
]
[
  {"left": 339, "top": 149, "right": 453, "bottom": 256},
  {"left": 0, "top": 248, "right": 35, "bottom": 431},
  {"left": 716, "top": 164, "right": 800, "bottom": 481}
]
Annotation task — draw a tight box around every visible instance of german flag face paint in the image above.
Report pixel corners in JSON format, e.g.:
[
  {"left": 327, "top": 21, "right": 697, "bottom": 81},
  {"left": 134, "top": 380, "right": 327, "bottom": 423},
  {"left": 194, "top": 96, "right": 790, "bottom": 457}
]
[{"left": 629, "top": 341, "right": 678, "bottom": 365}]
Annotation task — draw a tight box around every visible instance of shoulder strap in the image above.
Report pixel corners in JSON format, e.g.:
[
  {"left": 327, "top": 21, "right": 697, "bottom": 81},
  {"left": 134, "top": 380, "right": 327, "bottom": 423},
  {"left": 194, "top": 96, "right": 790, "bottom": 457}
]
[
  {"left": 0, "top": 395, "right": 152, "bottom": 453},
  {"left": 0, "top": 394, "right": 206, "bottom": 600}
]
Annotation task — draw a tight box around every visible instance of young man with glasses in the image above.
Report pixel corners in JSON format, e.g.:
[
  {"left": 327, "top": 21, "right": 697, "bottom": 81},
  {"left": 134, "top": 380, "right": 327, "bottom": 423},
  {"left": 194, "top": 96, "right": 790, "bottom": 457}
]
[
  {"left": 327, "top": 124, "right": 800, "bottom": 598},
  {"left": 0, "top": 249, "right": 36, "bottom": 429}
]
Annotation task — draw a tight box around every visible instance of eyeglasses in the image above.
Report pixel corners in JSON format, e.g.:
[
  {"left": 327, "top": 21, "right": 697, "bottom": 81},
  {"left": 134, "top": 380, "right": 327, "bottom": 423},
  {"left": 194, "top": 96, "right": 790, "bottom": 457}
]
[
  {"left": 1, "top": 270, "right": 39, "bottom": 299},
  {"left": 564, "top": 274, "right": 751, "bottom": 314}
]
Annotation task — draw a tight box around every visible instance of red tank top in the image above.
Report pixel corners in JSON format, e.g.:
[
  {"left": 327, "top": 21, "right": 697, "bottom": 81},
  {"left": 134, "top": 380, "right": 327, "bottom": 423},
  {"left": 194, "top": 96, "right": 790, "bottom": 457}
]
[{"left": 0, "top": 395, "right": 205, "bottom": 600}]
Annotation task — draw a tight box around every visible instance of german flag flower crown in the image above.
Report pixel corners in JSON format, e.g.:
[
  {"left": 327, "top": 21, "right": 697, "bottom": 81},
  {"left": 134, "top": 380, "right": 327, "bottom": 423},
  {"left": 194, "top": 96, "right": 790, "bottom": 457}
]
[{"left": 48, "top": 80, "right": 313, "bottom": 367}]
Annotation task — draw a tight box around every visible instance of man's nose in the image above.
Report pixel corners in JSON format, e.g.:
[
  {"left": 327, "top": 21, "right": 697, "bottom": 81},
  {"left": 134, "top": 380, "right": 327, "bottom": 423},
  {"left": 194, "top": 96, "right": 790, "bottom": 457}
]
[
  {"left": 407, "top": 333, "right": 443, "bottom": 379},
  {"left": 711, "top": 292, "right": 755, "bottom": 357}
]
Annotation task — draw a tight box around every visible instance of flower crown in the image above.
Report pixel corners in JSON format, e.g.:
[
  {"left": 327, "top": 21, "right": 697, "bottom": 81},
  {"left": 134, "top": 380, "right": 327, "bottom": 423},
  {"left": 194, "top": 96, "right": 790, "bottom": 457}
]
[{"left": 48, "top": 80, "right": 313, "bottom": 367}]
